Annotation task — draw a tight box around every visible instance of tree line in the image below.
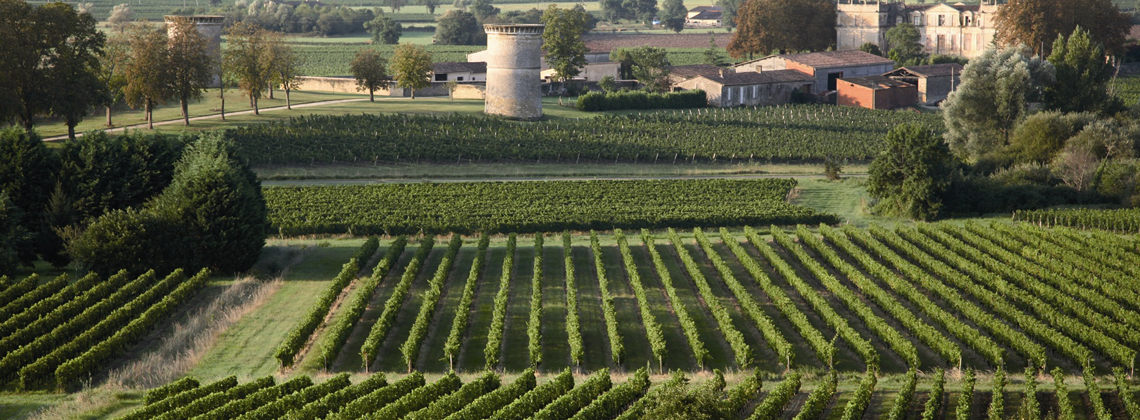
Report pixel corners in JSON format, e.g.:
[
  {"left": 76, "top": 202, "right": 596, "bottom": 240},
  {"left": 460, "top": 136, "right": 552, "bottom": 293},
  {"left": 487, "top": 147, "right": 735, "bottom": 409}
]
[{"left": 0, "top": 0, "right": 306, "bottom": 138}]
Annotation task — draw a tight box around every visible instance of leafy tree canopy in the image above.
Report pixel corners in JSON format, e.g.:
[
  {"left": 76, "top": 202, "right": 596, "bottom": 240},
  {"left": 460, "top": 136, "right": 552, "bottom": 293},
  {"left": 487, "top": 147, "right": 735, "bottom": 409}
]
[
  {"left": 885, "top": 23, "right": 924, "bottom": 66},
  {"left": 727, "top": 0, "right": 835, "bottom": 59},
  {"left": 1044, "top": 27, "right": 1120, "bottom": 115},
  {"left": 942, "top": 45, "right": 1055, "bottom": 162},
  {"left": 366, "top": 13, "right": 403, "bottom": 44},
  {"left": 351, "top": 48, "right": 390, "bottom": 101},
  {"left": 434, "top": 9, "right": 483, "bottom": 45},
  {"left": 391, "top": 43, "right": 433, "bottom": 98},
  {"left": 868, "top": 124, "right": 956, "bottom": 221},
  {"left": 541, "top": 5, "right": 590, "bottom": 83},
  {"left": 995, "top": 0, "right": 1130, "bottom": 56},
  {"left": 661, "top": 0, "right": 687, "bottom": 33}
]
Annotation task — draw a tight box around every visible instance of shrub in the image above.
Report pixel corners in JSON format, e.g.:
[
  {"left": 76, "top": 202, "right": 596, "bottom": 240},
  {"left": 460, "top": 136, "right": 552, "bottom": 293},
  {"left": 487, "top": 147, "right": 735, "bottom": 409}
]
[{"left": 576, "top": 89, "right": 707, "bottom": 111}]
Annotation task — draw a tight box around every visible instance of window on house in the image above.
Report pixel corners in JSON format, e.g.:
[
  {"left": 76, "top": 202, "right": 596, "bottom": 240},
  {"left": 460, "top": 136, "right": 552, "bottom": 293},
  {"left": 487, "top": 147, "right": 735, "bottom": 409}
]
[
  {"left": 435, "top": 74, "right": 447, "bottom": 81},
  {"left": 938, "top": 15, "right": 945, "bottom": 26},
  {"left": 726, "top": 87, "right": 732, "bottom": 102},
  {"left": 458, "top": 76, "right": 464, "bottom": 81},
  {"left": 913, "top": 15, "right": 921, "bottom": 25}
]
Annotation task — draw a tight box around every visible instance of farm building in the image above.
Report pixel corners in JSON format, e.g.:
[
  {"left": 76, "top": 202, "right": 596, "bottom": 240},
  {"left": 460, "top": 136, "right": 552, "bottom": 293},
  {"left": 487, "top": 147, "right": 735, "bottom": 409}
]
[
  {"left": 686, "top": 6, "right": 723, "bottom": 27},
  {"left": 836, "top": 75, "right": 917, "bottom": 110},
  {"left": 673, "top": 69, "right": 814, "bottom": 107},
  {"left": 432, "top": 62, "right": 487, "bottom": 82},
  {"left": 666, "top": 64, "right": 729, "bottom": 86},
  {"left": 734, "top": 50, "right": 894, "bottom": 93},
  {"left": 882, "top": 63, "right": 962, "bottom": 105}
]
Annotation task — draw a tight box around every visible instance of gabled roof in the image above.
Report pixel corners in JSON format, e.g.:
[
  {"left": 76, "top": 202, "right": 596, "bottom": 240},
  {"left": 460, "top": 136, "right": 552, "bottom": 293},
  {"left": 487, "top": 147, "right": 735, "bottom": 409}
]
[
  {"left": 668, "top": 64, "right": 727, "bottom": 80},
  {"left": 839, "top": 75, "right": 914, "bottom": 90},
  {"left": 694, "top": 69, "right": 814, "bottom": 86},
  {"left": 432, "top": 62, "right": 487, "bottom": 74},
  {"left": 689, "top": 10, "right": 723, "bottom": 20},
  {"left": 884, "top": 63, "right": 963, "bottom": 78},
  {"left": 688, "top": 5, "right": 722, "bottom": 12},
  {"left": 780, "top": 50, "right": 896, "bottom": 69}
]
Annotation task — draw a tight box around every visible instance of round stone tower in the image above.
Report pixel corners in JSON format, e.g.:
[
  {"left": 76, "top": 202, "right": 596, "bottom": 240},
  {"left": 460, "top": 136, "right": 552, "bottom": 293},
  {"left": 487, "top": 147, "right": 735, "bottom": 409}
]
[
  {"left": 483, "top": 24, "right": 545, "bottom": 121},
  {"left": 165, "top": 15, "right": 225, "bottom": 87}
]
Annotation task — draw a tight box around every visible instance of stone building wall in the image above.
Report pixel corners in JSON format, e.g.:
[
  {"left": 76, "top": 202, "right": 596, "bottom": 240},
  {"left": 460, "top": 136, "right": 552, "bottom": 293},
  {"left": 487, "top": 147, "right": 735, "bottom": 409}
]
[{"left": 484, "top": 24, "right": 545, "bottom": 120}]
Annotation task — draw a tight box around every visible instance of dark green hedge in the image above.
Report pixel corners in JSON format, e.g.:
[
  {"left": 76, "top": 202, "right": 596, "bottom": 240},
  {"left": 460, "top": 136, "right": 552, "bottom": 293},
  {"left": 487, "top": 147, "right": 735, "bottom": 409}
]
[{"left": 576, "top": 90, "right": 707, "bottom": 111}]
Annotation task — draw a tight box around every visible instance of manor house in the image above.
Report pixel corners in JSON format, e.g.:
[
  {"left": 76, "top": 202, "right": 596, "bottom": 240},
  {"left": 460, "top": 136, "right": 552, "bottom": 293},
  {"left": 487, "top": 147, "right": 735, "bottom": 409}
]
[{"left": 836, "top": 1, "right": 1001, "bottom": 59}]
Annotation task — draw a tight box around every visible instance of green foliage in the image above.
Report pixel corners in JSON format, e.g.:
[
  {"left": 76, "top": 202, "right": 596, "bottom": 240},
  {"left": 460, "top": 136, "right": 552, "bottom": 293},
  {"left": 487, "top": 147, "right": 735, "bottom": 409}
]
[
  {"left": 527, "top": 234, "right": 544, "bottom": 367},
  {"left": 868, "top": 123, "right": 955, "bottom": 221},
  {"left": 632, "top": 373, "right": 732, "bottom": 420},
  {"left": 0, "top": 193, "right": 26, "bottom": 277},
  {"left": 1046, "top": 27, "right": 1120, "bottom": 114},
  {"left": 0, "top": 1, "right": 106, "bottom": 132},
  {"left": 576, "top": 90, "right": 707, "bottom": 111},
  {"left": 749, "top": 373, "right": 801, "bottom": 420},
  {"left": 487, "top": 368, "right": 573, "bottom": 420},
  {"left": 885, "top": 23, "right": 924, "bottom": 65},
  {"left": 921, "top": 369, "right": 945, "bottom": 420},
  {"left": 121, "top": 376, "right": 236, "bottom": 420},
  {"left": 661, "top": 0, "right": 686, "bottom": 32},
  {"left": 562, "top": 232, "right": 585, "bottom": 366},
  {"left": 229, "top": 106, "right": 941, "bottom": 165},
  {"left": 642, "top": 230, "right": 707, "bottom": 366},
  {"left": 987, "top": 366, "right": 1006, "bottom": 420},
  {"left": 670, "top": 228, "right": 752, "bottom": 368},
  {"left": 943, "top": 46, "right": 1055, "bottom": 160},
  {"left": 1007, "top": 111, "right": 1096, "bottom": 164},
  {"left": 542, "top": 5, "right": 589, "bottom": 83},
  {"left": 1084, "top": 367, "right": 1112, "bottom": 420},
  {"left": 192, "top": 375, "right": 312, "bottom": 420},
  {"left": 276, "top": 255, "right": 363, "bottom": 367},
  {"left": 367, "top": 372, "right": 462, "bottom": 419},
  {"left": 1115, "top": 367, "right": 1140, "bottom": 420},
  {"left": 57, "top": 131, "right": 186, "bottom": 223},
  {"left": 840, "top": 369, "right": 877, "bottom": 420},
  {"left": 954, "top": 369, "right": 975, "bottom": 420},
  {"left": 69, "top": 133, "right": 267, "bottom": 275},
  {"left": 55, "top": 269, "right": 211, "bottom": 390},
  {"left": 362, "top": 237, "right": 435, "bottom": 367},
  {"left": 885, "top": 369, "right": 918, "bottom": 420},
  {"left": 407, "top": 372, "right": 499, "bottom": 420},
  {"left": 780, "top": 226, "right": 920, "bottom": 367},
  {"left": 0, "top": 273, "right": 100, "bottom": 341},
  {"left": 351, "top": 48, "right": 390, "bottom": 101},
  {"left": 144, "top": 376, "right": 200, "bottom": 405},
  {"left": 265, "top": 179, "right": 833, "bottom": 236},
  {"left": 331, "top": 372, "right": 425, "bottom": 420},
  {"left": 484, "top": 234, "right": 516, "bottom": 369},
  {"left": 749, "top": 227, "right": 878, "bottom": 368},
  {"left": 614, "top": 230, "right": 666, "bottom": 367},
  {"left": 0, "top": 127, "right": 58, "bottom": 265},
  {"left": 320, "top": 237, "right": 407, "bottom": 369},
  {"left": 443, "top": 234, "right": 489, "bottom": 368},
  {"left": 402, "top": 236, "right": 463, "bottom": 371},
  {"left": 159, "top": 377, "right": 275, "bottom": 420},
  {"left": 571, "top": 368, "right": 650, "bottom": 420},
  {"left": 859, "top": 42, "right": 882, "bottom": 56},
  {"left": 532, "top": 369, "right": 611, "bottom": 420},
  {"left": 721, "top": 229, "right": 833, "bottom": 366},
  {"left": 793, "top": 371, "right": 837, "bottom": 420},
  {"left": 444, "top": 369, "right": 536, "bottom": 420},
  {"left": 1019, "top": 367, "right": 1039, "bottom": 420},
  {"left": 287, "top": 373, "right": 386, "bottom": 420},
  {"left": 434, "top": 10, "right": 482, "bottom": 45},
  {"left": 589, "top": 231, "right": 624, "bottom": 365},
  {"left": 366, "top": 13, "right": 403, "bottom": 44},
  {"left": 1053, "top": 368, "right": 1074, "bottom": 420},
  {"left": 391, "top": 43, "right": 433, "bottom": 96}
]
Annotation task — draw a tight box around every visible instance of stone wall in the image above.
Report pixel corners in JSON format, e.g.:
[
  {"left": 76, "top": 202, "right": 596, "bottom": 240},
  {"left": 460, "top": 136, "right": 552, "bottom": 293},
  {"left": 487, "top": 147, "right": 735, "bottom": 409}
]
[{"left": 484, "top": 24, "right": 545, "bottom": 120}]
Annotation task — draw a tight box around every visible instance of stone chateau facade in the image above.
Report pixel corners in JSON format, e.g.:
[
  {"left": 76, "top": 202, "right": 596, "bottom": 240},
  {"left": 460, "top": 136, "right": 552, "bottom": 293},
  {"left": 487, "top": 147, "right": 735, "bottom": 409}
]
[{"left": 836, "top": 1, "right": 1001, "bottom": 59}]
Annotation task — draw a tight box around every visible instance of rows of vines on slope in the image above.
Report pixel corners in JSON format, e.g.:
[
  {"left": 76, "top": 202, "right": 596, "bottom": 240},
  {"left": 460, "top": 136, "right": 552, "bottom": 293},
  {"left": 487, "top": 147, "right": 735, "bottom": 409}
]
[
  {"left": 264, "top": 179, "right": 835, "bottom": 236},
  {"left": 484, "top": 234, "right": 517, "bottom": 369},
  {"left": 230, "top": 105, "right": 943, "bottom": 165},
  {"left": 1014, "top": 208, "right": 1140, "bottom": 233},
  {"left": 614, "top": 229, "right": 667, "bottom": 368},
  {"left": 640, "top": 229, "right": 709, "bottom": 367},
  {"left": 667, "top": 228, "right": 752, "bottom": 368},
  {"left": 361, "top": 238, "right": 436, "bottom": 368},
  {"left": 402, "top": 236, "right": 464, "bottom": 372},
  {"left": 443, "top": 234, "right": 490, "bottom": 369},
  {"left": 589, "top": 231, "right": 624, "bottom": 365}
]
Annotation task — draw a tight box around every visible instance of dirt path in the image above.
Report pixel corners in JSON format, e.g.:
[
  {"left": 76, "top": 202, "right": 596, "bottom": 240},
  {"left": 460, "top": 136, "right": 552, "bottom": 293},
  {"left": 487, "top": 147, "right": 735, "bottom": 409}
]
[{"left": 43, "top": 98, "right": 372, "bottom": 141}]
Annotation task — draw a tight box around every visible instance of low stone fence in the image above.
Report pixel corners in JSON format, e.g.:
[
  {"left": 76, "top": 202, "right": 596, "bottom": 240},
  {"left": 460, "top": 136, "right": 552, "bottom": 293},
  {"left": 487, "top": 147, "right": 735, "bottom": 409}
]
[{"left": 293, "top": 76, "right": 486, "bottom": 99}]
